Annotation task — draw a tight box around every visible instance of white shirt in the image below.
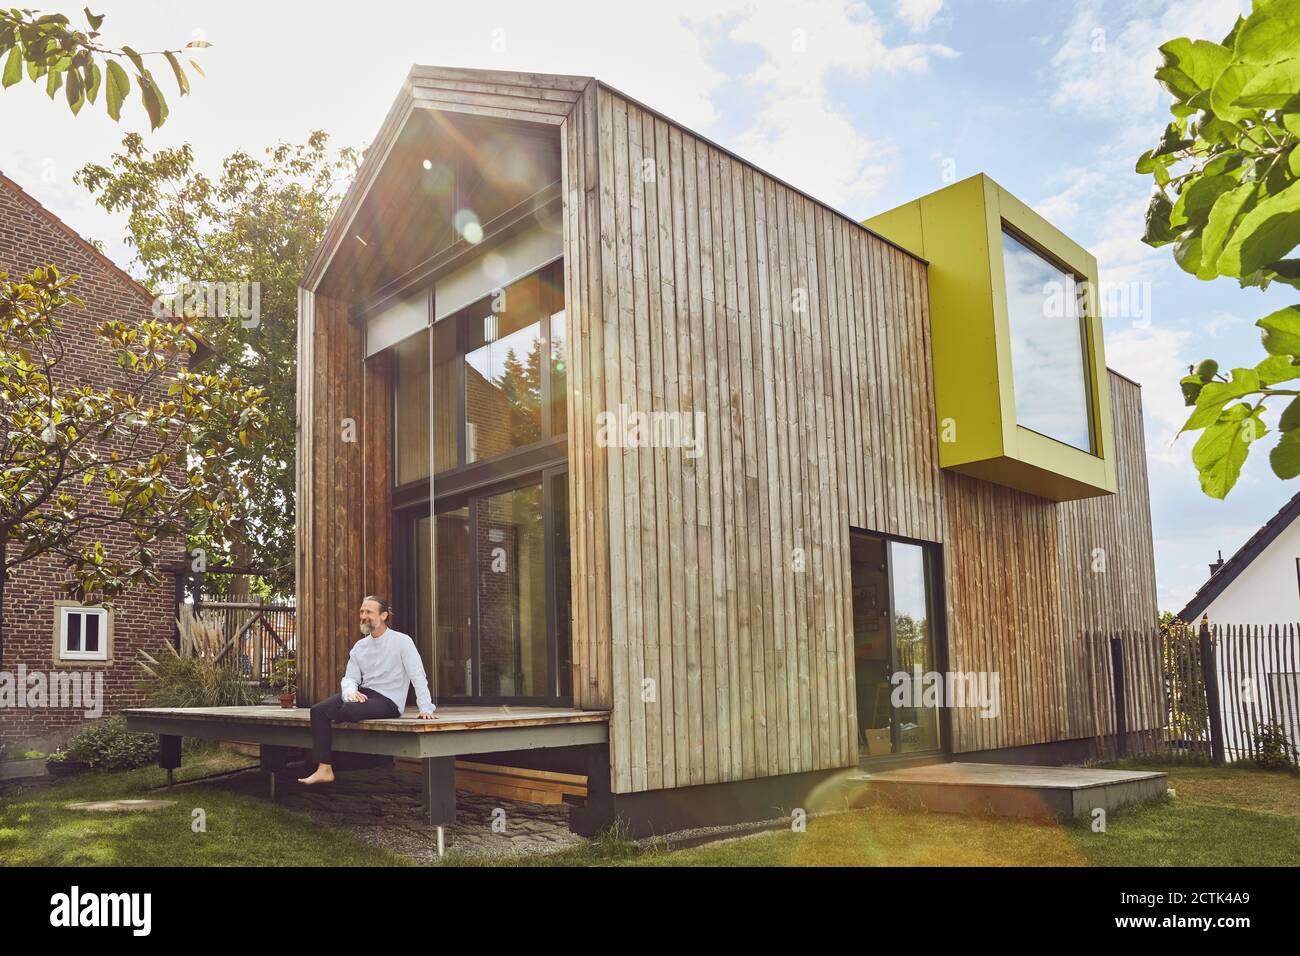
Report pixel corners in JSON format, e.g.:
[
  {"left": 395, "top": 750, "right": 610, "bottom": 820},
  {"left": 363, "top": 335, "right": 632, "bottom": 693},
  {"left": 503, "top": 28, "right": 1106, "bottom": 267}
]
[{"left": 340, "top": 627, "right": 435, "bottom": 714}]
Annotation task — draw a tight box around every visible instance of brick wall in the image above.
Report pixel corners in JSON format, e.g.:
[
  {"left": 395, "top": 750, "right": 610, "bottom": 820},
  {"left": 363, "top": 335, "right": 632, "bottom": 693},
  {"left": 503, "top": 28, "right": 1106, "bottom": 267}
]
[{"left": 0, "top": 175, "right": 183, "bottom": 752}]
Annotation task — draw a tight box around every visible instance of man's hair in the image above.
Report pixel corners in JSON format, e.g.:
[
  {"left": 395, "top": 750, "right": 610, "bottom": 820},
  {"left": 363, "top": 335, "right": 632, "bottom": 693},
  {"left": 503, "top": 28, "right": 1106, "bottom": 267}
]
[{"left": 363, "top": 595, "right": 393, "bottom": 623}]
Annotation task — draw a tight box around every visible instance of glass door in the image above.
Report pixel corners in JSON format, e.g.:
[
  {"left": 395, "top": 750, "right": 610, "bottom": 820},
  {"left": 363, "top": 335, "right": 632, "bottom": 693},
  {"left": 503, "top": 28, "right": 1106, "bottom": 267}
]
[
  {"left": 850, "top": 530, "right": 944, "bottom": 758},
  {"left": 396, "top": 468, "right": 571, "bottom": 705}
]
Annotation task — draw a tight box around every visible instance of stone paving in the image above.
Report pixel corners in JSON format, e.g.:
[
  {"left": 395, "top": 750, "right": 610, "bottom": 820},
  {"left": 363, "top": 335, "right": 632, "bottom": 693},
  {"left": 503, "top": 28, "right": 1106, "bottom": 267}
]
[{"left": 214, "top": 762, "right": 586, "bottom": 864}]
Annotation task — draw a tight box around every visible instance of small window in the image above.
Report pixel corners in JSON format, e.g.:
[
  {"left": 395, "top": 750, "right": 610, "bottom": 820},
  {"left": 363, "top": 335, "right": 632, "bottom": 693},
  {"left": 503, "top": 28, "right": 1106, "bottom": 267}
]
[{"left": 59, "top": 606, "right": 109, "bottom": 661}]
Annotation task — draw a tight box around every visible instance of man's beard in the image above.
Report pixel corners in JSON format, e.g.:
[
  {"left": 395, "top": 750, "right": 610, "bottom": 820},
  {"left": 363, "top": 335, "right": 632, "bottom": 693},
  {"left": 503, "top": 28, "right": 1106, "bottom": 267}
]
[{"left": 359, "top": 621, "right": 373, "bottom": 636}]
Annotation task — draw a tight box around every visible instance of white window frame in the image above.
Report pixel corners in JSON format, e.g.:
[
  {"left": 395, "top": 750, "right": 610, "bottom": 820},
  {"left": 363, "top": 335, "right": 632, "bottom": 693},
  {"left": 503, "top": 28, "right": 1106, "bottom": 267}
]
[{"left": 58, "top": 605, "right": 110, "bottom": 661}]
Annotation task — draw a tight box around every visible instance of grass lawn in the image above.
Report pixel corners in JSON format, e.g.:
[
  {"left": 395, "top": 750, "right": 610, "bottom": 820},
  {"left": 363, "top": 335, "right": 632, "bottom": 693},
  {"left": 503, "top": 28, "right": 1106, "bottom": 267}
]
[
  {"left": 0, "top": 748, "right": 412, "bottom": 867},
  {"left": 485, "top": 761, "right": 1300, "bottom": 867},
  {"left": 1, "top": 757, "right": 1294, "bottom": 867}
]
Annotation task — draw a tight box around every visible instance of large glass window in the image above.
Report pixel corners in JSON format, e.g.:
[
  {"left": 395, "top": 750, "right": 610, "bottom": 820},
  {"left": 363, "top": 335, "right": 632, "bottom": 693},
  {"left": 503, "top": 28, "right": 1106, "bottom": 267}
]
[
  {"left": 1001, "top": 229, "right": 1094, "bottom": 452},
  {"left": 391, "top": 260, "right": 565, "bottom": 488},
  {"left": 398, "top": 469, "right": 570, "bottom": 704}
]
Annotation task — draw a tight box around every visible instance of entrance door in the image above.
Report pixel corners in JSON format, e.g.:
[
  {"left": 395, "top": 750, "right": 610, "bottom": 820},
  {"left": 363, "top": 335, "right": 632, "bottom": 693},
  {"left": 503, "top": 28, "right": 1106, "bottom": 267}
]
[{"left": 850, "top": 531, "right": 944, "bottom": 758}]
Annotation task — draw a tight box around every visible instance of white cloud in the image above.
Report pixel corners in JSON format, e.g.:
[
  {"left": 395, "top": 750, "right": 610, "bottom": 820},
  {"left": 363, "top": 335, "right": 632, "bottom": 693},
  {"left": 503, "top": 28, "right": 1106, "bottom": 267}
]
[
  {"left": 724, "top": 0, "right": 958, "bottom": 207},
  {"left": 1049, "top": 0, "right": 1248, "bottom": 119},
  {"left": 897, "top": 0, "right": 944, "bottom": 32}
]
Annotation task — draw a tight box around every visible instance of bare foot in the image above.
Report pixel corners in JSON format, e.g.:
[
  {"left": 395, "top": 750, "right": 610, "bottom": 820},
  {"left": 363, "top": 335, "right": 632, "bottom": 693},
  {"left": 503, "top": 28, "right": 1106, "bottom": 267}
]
[{"left": 297, "top": 765, "right": 335, "bottom": 785}]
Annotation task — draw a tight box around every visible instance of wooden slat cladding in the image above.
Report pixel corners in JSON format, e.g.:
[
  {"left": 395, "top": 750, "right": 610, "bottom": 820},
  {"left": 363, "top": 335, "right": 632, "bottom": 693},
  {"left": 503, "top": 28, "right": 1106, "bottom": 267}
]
[
  {"left": 942, "top": 373, "right": 1161, "bottom": 753},
  {"left": 295, "top": 290, "right": 371, "bottom": 705},
  {"left": 941, "top": 472, "right": 1064, "bottom": 753},
  {"left": 1056, "top": 374, "right": 1162, "bottom": 738},
  {"left": 579, "top": 85, "right": 944, "bottom": 793}
]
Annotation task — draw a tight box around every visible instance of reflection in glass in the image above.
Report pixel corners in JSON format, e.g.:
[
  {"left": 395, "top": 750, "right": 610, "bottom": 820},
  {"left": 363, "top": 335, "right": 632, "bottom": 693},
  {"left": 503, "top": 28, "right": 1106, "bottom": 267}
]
[
  {"left": 433, "top": 507, "right": 471, "bottom": 697},
  {"left": 475, "top": 484, "right": 546, "bottom": 697},
  {"left": 394, "top": 323, "right": 460, "bottom": 485},
  {"left": 889, "top": 541, "right": 939, "bottom": 754},
  {"left": 550, "top": 309, "right": 567, "bottom": 435},
  {"left": 551, "top": 472, "right": 571, "bottom": 698},
  {"left": 1002, "top": 230, "right": 1093, "bottom": 452}
]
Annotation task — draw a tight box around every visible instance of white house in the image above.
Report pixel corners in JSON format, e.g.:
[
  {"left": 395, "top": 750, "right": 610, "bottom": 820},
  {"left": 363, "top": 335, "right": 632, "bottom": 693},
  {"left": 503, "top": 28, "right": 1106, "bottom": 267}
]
[{"left": 1179, "top": 491, "right": 1300, "bottom": 626}]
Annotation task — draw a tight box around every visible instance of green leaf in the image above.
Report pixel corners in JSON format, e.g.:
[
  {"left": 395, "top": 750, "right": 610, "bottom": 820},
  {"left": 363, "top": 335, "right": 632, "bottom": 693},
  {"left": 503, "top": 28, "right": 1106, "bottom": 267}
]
[
  {"left": 45, "top": 66, "right": 63, "bottom": 98},
  {"left": 1156, "top": 38, "right": 1232, "bottom": 99},
  {"left": 162, "top": 51, "right": 189, "bottom": 95},
  {"left": 1234, "top": 57, "right": 1300, "bottom": 110},
  {"left": 1198, "top": 181, "right": 1259, "bottom": 279},
  {"left": 2, "top": 45, "right": 22, "bottom": 89},
  {"left": 1257, "top": 304, "right": 1300, "bottom": 356},
  {"left": 64, "top": 65, "right": 83, "bottom": 116},
  {"left": 1193, "top": 403, "right": 1266, "bottom": 498},
  {"left": 104, "top": 60, "right": 128, "bottom": 121},
  {"left": 185, "top": 40, "right": 212, "bottom": 49},
  {"left": 1174, "top": 234, "right": 1203, "bottom": 275},
  {"left": 1279, "top": 395, "right": 1300, "bottom": 431},
  {"left": 1171, "top": 173, "right": 1239, "bottom": 230},
  {"left": 1269, "top": 429, "right": 1300, "bottom": 478},
  {"left": 1182, "top": 368, "right": 1261, "bottom": 432},
  {"left": 137, "top": 69, "right": 168, "bottom": 130},
  {"left": 1211, "top": 61, "right": 1259, "bottom": 122},
  {"left": 84, "top": 7, "right": 104, "bottom": 31},
  {"left": 1232, "top": 0, "right": 1300, "bottom": 65},
  {"left": 1217, "top": 179, "right": 1300, "bottom": 278},
  {"left": 84, "top": 61, "right": 100, "bottom": 105},
  {"left": 119, "top": 45, "right": 145, "bottom": 76},
  {"left": 1143, "top": 191, "right": 1176, "bottom": 246},
  {"left": 1255, "top": 353, "right": 1300, "bottom": 385}
]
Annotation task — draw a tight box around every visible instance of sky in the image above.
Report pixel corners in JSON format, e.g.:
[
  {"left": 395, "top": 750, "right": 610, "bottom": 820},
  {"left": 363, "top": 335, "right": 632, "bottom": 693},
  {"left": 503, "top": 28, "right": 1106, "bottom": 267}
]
[{"left": 0, "top": 0, "right": 1293, "bottom": 611}]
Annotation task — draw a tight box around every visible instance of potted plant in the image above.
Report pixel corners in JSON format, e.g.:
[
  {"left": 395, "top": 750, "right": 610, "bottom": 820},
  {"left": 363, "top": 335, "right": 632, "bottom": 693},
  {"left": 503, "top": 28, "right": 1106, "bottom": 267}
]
[
  {"left": 45, "top": 749, "right": 90, "bottom": 778},
  {"left": 271, "top": 657, "right": 298, "bottom": 709}
]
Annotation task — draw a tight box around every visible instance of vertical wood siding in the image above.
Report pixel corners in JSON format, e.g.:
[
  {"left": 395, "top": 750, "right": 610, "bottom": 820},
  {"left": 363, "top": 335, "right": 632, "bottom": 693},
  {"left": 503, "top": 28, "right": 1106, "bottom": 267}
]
[
  {"left": 572, "top": 85, "right": 944, "bottom": 793},
  {"left": 942, "top": 372, "right": 1160, "bottom": 753}
]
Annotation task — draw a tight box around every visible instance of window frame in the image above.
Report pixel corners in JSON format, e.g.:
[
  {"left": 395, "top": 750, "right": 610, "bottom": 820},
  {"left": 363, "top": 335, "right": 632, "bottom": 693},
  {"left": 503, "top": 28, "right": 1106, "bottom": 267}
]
[
  {"left": 1000, "top": 223, "right": 1098, "bottom": 456},
  {"left": 55, "top": 603, "right": 111, "bottom": 663}
]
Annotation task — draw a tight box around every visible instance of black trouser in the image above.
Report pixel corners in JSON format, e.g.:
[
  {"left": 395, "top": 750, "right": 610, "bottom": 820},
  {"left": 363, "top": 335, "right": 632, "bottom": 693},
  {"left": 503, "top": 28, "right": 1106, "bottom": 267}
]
[{"left": 309, "top": 687, "right": 400, "bottom": 764}]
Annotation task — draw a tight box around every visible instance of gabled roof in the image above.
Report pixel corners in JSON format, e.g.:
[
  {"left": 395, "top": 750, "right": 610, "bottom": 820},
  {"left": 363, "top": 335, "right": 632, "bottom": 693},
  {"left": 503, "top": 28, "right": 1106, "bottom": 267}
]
[
  {"left": 303, "top": 64, "right": 925, "bottom": 298},
  {"left": 1177, "top": 490, "right": 1300, "bottom": 621},
  {"left": 0, "top": 170, "right": 213, "bottom": 364}
]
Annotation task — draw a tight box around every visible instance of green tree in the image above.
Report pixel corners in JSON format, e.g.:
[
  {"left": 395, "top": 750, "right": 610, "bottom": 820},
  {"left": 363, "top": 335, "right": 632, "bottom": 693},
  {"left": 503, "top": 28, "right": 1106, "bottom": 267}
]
[
  {"left": 0, "top": 266, "right": 268, "bottom": 663},
  {"left": 1138, "top": 0, "right": 1300, "bottom": 498},
  {"left": 75, "top": 133, "right": 359, "bottom": 593},
  {"left": 0, "top": 7, "right": 207, "bottom": 129}
]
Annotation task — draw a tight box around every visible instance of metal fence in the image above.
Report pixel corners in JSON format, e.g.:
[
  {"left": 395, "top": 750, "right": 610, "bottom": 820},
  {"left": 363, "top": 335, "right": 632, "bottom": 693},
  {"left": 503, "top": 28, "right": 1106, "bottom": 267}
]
[
  {"left": 1088, "top": 622, "right": 1300, "bottom": 766},
  {"left": 183, "top": 601, "right": 296, "bottom": 686}
]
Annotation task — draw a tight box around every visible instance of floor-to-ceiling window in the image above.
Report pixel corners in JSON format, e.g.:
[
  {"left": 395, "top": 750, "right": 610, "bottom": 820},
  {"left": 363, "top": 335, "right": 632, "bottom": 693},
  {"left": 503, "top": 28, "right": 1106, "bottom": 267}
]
[
  {"left": 850, "top": 530, "right": 945, "bottom": 758},
  {"left": 390, "top": 258, "right": 570, "bottom": 704}
]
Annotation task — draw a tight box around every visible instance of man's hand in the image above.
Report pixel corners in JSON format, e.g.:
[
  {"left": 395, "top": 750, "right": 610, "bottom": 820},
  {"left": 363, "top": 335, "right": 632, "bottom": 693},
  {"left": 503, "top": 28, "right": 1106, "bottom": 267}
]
[
  {"left": 418, "top": 711, "right": 437, "bottom": 720},
  {"left": 346, "top": 691, "right": 368, "bottom": 703}
]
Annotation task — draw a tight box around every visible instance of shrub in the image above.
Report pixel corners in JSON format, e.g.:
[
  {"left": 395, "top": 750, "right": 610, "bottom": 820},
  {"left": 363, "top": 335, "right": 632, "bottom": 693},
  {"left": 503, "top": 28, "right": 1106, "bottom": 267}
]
[
  {"left": 1252, "top": 722, "right": 1298, "bottom": 772},
  {"left": 137, "top": 641, "right": 264, "bottom": 708},
  {"left": 67, "top": 716, "right": 159, "bottom": 772}
]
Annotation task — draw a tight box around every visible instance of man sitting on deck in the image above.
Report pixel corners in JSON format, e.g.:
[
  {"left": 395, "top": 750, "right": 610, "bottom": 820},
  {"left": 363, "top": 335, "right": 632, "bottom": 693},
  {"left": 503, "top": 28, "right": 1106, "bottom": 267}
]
[{"left": 298, "top": 595, "right": 437, "bottom": 785}]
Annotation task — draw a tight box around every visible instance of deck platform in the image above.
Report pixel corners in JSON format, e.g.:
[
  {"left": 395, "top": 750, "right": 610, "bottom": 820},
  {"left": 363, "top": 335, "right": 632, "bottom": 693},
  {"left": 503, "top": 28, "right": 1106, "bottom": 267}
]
[
  {"left": 863, "top": 761, "right": 1168, "bottom": 820},
  {"left": 124, "top": 705, "right": 610, "bottom": 829}
]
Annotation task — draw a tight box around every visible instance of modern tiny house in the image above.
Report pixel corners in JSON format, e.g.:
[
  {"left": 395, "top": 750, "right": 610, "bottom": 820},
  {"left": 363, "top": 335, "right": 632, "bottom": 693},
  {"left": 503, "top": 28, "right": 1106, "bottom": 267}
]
[{"left": 295, "top": 66, "right": 1161, "bottom": 831}]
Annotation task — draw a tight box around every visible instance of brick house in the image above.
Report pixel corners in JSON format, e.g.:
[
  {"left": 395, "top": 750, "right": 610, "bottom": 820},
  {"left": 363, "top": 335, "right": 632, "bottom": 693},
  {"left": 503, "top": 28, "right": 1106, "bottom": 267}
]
[{"left": 0, "top": 170, "right": 185, "bottom": 753}]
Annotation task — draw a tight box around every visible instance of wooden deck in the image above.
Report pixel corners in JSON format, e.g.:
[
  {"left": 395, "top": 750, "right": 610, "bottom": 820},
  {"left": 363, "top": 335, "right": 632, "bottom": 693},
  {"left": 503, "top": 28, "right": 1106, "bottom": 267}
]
[
  {"left": 863, "top": 761, "right": 1168, "bottom": 820},
  {"left": 123, "top": 705, "right": 610, "bottom": 829}
]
